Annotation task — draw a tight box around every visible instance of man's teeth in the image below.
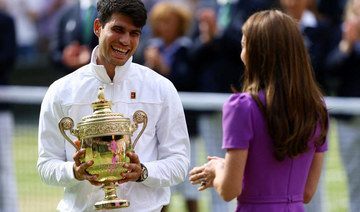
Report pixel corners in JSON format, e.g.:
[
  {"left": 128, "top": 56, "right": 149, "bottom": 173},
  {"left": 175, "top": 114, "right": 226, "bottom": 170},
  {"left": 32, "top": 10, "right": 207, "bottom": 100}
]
[{"left": 113, "top": 46, "right": 127, "bottom": 53}]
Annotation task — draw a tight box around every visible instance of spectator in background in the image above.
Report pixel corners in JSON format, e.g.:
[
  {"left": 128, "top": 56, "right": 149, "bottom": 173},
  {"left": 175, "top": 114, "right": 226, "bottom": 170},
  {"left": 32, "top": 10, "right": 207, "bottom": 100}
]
[
  {"left": 132, "top": 0, "right": 161, "bottom": 64},
  {"left": 50, "top": 0, "right": 98, "bottom": 75},
  {"left": 325, "top": 0, "right": 360, "bottom": 211},
  {"left": 189, "top": 0, "right": 269, "bottom": 211},
  {"left": 143, "top": 1, "right": 199, "bottom": 211},
  {"left": 280, "top": 0, "right": 334, "bottom": 95},
  {"left": 317, "top": 0, "right": 347, "bottom": 25},
  {"left": 134, "top": 0, "right": 196, "bottom": 64},
  {"left": 0, "top": 9, "right": 19, "bottom": 212},
  {"left": 35, "top": 0, "right": 67, "bottom": 55},
  {"left": 0, "top": 0, "right": 40, "bottom": 65}
]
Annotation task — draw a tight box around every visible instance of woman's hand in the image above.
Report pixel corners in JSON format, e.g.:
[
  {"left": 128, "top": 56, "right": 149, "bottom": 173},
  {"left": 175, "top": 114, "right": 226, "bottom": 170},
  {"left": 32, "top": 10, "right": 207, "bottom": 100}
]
[{"left": 189, "top": 156, "right": 224, "bottom": 191}]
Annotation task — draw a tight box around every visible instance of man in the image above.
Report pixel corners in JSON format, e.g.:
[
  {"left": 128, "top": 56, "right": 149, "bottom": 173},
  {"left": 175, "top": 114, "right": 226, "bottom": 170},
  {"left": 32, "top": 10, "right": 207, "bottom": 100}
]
[{"left": 37, "top": 0, "right": 190, "bottom": 211}]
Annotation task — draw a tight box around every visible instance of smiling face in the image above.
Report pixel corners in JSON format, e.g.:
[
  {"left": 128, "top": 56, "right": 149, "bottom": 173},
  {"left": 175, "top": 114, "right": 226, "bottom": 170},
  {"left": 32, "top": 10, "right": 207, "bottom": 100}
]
[{"left": 94, "top": 13, "right": 142, "bottom": 72}]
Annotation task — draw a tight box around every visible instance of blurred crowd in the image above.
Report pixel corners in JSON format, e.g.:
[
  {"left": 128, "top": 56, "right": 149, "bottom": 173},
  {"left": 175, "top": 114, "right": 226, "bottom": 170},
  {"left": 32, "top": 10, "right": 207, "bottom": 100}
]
[
  {"left": 0, "top": 0, "right": 354, "bottom": 94},
  {"left": 1, "top": 0, "right": 360, "bottom": 212}
]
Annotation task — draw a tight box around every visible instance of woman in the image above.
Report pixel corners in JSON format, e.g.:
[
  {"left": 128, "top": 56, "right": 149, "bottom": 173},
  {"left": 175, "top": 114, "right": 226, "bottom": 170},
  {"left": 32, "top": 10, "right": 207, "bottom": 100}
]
[
  {"left": 144, "top": 1, "right": 193, "bottom": 84},
  {"left": 189, "top": 10, "right": 329, "bottom": 212}
]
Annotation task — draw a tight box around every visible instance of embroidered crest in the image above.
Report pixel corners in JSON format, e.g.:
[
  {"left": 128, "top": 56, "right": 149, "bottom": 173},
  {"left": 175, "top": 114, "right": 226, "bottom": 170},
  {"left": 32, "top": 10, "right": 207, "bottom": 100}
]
[{"left": 130, "top": 92, "right": 136, "bottom": 99}]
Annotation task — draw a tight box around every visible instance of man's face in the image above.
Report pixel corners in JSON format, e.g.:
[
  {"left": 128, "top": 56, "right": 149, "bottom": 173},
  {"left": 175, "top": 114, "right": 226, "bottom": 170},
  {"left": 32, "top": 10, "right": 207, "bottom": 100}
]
[{"left": 94, "top": 13, "right": 142, "bottom": 69}]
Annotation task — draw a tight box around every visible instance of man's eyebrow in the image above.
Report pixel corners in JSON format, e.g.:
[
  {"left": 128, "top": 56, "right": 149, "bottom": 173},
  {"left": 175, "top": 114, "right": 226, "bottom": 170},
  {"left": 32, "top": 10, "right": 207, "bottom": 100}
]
[
  {"left": 112, "top": 25, "right": 142, "bottom": 34},
  {"left": 112, "top": 25, "right": 125, "bottom": 30},
  {"left": 132, "top": 29, "right": 142, "bottom": 34}
]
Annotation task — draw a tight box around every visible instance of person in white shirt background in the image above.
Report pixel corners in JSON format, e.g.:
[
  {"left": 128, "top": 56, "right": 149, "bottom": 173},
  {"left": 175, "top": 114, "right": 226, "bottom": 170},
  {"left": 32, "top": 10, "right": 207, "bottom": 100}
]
[{"left": 37, "top": 0, "right": 190, "bottom": 211}]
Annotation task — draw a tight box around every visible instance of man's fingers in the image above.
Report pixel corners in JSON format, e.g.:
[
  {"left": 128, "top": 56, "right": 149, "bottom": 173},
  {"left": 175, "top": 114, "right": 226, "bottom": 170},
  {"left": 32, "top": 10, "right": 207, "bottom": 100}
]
[
  {"left": 89, "top": 180, "right": 103, "bottom": 186},
  {"left": 120, "top": 162, "right": 142, "bottom": 182},
  {"left": 73, "top": 149, "right": 86, "bottom": 166},
  {"left": 126, "top": 152, "right": 140, "bottom": 164},
  {"left": 74, "top": 159, "right": 96, "bottom": 181}
]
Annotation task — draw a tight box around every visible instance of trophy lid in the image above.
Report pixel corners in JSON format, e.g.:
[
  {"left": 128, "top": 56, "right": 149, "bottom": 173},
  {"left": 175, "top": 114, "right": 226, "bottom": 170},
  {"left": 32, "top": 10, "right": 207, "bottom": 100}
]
[
  {"left": 76, "top": 87, "right": 132, "bottom": 138},
  {"left": 90, "top": 86, "right": 113, "bottom": 114}
]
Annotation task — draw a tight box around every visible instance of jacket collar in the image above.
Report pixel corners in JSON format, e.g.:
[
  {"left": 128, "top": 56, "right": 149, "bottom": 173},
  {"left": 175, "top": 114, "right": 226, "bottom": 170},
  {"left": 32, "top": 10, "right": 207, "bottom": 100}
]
[{"left": 90, "top": 46, "right": 133, "bottom": 84}]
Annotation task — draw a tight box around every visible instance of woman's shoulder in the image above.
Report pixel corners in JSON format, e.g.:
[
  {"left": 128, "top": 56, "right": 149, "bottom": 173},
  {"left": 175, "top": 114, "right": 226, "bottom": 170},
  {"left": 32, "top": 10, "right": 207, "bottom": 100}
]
[
  {"left": 223, "top": 92, "right": 266, "bottom": 116},
  {"left": 225, "top": 92, "right": 257, "bottom": 108}
]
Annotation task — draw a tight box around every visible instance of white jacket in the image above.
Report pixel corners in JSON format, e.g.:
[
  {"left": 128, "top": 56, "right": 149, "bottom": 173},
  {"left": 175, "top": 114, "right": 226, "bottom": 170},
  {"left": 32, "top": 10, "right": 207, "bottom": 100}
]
[{"left": 37, "top": 46, "right": 190, "bottom": 212}]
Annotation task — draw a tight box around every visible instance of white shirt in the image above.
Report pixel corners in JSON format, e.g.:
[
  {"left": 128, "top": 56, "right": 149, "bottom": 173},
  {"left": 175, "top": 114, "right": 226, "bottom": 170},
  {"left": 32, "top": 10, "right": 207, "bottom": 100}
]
[
  {"left": 298, "top": 10, "right": 318, "bottom": 32},
  {"left": 37, "top": 46, "right": 190, "bottom": 212}
]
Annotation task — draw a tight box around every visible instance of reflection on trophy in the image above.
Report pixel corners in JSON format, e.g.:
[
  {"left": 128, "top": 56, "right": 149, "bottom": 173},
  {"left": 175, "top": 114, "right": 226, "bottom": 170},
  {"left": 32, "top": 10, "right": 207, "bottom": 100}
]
[{"left": 58, "top": 86, "right": 148, "bottom": 210}]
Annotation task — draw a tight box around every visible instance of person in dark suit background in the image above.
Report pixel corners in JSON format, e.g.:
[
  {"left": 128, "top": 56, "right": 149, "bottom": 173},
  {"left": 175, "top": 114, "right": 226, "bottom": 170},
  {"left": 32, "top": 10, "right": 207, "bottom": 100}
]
[
  {"left": 0, "top": 10, "right": 16, "bottom": 86},
  {"left": 325, "top": 0, "right": 360, "bottom": 211},
  {"left": 0, "top": 9, "right": 19, "bottom": 212},
  {"left": 50, "top": 0, "right": 98, "bottom": 75},
  {"left": 191, "top": 0, "right": 270, "bottom": 95},
  {"left": 279, "top": 0, "right": 334, "bottom": 95}
]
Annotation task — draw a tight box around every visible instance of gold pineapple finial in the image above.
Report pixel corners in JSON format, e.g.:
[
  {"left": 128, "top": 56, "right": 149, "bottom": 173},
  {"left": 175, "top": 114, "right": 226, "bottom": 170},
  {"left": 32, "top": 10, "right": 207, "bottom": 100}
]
[
  {"left": 91, "top": 86, "right": 113, "bottom": 114},
  {"left": 97, "top": 86, "right": 106, "bottom": 101}
]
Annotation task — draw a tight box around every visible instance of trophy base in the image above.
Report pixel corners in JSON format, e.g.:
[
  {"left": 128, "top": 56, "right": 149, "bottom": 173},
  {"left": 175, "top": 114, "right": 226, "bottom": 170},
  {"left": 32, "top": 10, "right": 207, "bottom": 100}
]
[{"left": 94, "top": 199, "right": 130, "bottom": 210}]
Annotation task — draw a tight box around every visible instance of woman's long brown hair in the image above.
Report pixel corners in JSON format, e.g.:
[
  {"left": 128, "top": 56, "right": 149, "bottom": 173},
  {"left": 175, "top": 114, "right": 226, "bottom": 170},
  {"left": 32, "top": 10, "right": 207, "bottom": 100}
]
[{"left": 241, "top": 10, "right": 329, "bottom": 161}]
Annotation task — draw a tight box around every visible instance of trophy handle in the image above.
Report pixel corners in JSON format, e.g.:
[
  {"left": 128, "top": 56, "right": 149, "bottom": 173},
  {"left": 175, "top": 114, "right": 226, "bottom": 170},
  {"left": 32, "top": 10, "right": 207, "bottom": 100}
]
[
  {"left": 58, "top": 117, "right": 80, "bottom": 151},
  {"left": 131, "top": 110, "right": 148, "bottom": 149}
]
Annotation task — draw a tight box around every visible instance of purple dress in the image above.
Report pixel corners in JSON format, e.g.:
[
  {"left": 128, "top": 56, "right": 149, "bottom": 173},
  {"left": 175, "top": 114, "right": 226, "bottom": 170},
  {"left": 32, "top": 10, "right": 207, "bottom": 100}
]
[{"left": 222, "top": 92, "right": 328, "bottom": 212}]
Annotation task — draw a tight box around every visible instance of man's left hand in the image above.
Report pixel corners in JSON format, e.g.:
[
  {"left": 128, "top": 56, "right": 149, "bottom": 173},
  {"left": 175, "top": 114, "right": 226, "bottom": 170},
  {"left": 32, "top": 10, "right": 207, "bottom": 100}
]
[{"left": 118, "top": 152, "right": 142, "bottom": 184}]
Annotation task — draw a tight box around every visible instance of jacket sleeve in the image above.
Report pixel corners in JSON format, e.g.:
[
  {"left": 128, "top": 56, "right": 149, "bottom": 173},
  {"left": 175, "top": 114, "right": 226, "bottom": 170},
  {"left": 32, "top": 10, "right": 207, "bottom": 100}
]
[
  {"left": 37, "top": 83, "right": 80, "bottom": 188},
  {"left": 142, "top": 83, "right": 191, "bottom": 188}
]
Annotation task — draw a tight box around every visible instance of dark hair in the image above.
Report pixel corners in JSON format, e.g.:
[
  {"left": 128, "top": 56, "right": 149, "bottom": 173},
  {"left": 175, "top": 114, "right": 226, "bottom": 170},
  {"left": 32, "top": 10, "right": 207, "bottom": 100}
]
[
  {"left": 97, "top": 0, "right": 147, "bottom": 28},
  {"left": 241, "top": 10, "right": 328, "bottom": 161}
]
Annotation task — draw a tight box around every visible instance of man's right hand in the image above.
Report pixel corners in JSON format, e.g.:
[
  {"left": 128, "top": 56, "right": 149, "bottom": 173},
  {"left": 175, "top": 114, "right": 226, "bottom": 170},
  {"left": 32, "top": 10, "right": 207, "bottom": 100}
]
[{"left": 73, "top": 149, "right": 102, "bottom": 186}]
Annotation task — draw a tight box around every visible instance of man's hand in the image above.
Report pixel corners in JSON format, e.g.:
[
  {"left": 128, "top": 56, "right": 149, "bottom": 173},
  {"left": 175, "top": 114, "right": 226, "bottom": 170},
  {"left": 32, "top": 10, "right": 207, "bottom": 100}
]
[
  {"left": 73, "top": 149, "right": 102, "bottom": 186},
  {"left": 117, "top": 152, "right": 143, "bottom": 184}
]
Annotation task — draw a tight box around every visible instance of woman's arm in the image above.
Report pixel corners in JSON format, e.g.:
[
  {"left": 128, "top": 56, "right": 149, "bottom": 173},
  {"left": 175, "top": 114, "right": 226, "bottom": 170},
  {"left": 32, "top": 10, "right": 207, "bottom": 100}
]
[
  {"left": 213, "top": 149, "right": 248, "bottom": 201},
  {"left": 303, "top": 152, "right": 324, "bottom": 204},
  {"left": 189, "top": 149, "right": 248, "bottom": 202}
]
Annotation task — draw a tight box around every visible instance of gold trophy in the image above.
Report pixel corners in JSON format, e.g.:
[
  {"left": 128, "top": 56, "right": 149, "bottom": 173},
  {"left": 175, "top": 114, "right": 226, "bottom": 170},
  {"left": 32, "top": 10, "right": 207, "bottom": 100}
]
[{"left": 58, "top": 86, "right": 147, "bottom": 210}]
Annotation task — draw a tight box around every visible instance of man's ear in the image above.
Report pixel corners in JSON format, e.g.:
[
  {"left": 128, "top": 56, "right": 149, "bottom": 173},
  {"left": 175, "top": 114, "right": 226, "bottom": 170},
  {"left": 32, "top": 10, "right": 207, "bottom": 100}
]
[{"left": 94, "top": 19, "right": 101, "bottom": 37}]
